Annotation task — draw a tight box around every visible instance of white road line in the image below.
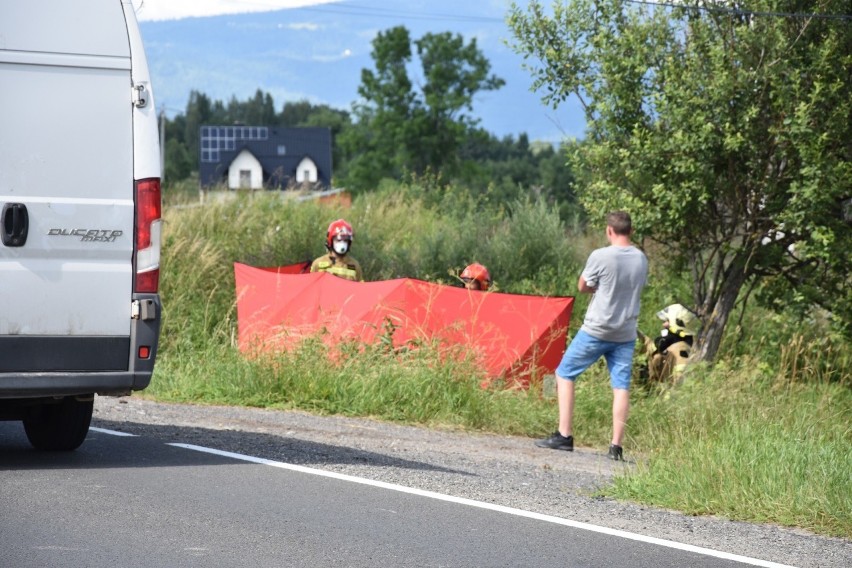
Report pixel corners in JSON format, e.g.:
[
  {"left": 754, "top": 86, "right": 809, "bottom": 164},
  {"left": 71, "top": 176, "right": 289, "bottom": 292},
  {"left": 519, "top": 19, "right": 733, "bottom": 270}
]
[
  {"left": 89, "top": 427, "right": 137, "bottom": 437},
  {"left": 169, "top": 442, "right": 795, "bottom": 568}
]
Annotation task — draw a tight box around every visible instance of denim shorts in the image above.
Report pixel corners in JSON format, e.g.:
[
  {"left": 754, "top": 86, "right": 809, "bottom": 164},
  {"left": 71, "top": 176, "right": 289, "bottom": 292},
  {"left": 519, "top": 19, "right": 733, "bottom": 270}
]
[{"left": 556, "top": 329, "right": 636, "bottom": 390}]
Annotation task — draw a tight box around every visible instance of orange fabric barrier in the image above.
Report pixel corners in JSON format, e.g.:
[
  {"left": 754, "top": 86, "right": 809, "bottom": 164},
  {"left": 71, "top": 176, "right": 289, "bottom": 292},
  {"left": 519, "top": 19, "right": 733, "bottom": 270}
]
[{"left": 234, "top": 263, "right": 573, "bottom": 388}]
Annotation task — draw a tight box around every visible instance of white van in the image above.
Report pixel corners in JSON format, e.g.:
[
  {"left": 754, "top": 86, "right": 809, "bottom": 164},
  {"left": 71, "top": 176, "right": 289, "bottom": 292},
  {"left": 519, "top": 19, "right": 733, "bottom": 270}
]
[{"left": 0, "top": 0, "right": 162, "bottom": 450}]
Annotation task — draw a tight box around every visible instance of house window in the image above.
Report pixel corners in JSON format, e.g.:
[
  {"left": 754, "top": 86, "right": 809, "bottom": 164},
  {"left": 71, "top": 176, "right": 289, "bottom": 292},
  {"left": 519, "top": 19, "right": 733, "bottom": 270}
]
[
  {"left": 277, "top": 145, "right": 286, "bottom": 156},
  {"left": 239, "top": 170, "right": 251, "bottom": 189}
]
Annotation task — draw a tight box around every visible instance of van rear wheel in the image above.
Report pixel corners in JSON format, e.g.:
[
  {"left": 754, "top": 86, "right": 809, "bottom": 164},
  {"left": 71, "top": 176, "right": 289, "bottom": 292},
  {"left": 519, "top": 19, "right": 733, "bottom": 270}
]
[{"left": 23, "top": 397, "right": 94, "bottom": 451}]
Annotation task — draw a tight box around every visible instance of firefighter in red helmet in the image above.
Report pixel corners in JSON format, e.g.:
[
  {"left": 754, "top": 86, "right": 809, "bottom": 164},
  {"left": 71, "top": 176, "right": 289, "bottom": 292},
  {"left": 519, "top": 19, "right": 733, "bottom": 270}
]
[
  {"left": 460, "top": 263, "right": 491, "bottom": 291},
  {"left": 310, "top": 219, "right": 363, "bottom": 281}
]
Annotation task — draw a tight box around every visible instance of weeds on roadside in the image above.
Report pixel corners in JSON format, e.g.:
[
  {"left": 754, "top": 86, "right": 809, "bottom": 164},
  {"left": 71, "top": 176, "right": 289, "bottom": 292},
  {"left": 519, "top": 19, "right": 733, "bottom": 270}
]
[
  {"left": 775, "top": 333, "right": 851, "bottom": 385},
  {"left": 611, "top": 360, "right": 852, "bottom": 538}
]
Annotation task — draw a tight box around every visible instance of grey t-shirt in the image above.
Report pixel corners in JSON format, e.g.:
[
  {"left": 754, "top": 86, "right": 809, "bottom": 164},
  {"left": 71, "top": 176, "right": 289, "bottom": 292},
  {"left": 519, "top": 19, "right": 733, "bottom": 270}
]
[{"left": 579, "top": 245, "right": 648, "bottom": 343}]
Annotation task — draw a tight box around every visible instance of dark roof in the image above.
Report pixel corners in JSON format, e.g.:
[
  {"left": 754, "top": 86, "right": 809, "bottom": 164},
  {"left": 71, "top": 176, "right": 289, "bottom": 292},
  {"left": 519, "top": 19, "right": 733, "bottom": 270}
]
[{"left": 199, "top": 126, "right": 332, "bottom": 188}]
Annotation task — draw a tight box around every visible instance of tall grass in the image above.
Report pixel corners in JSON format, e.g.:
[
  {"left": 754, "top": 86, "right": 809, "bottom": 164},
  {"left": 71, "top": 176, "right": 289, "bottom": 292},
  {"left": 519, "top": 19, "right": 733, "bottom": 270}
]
[
  {"left": 614, "top": 364, "right": 851, "bottom": 537},
  {"left": 151, "top": 326, "right": 622, "bottom": 439},
  {"left": 151, "top": 180, "right": 852, "bottom": 538}
]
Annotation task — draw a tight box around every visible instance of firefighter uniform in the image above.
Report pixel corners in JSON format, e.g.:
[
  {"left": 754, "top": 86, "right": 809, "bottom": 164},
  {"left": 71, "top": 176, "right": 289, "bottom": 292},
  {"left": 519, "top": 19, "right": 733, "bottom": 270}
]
[
  {"left": 644, "top": 303, "right": 701, "bottom": 383},
  {"left": 645, "top": 332, "right": 693, "bottom": 383},
  {"left": 310, "top": 253, "right": 363, "bottom": 282}
]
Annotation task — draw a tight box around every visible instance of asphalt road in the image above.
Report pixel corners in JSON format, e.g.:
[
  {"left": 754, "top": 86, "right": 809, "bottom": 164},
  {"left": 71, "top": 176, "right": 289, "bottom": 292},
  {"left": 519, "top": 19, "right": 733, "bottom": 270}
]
[{"left": 1, "top": 398, "right": 848, "bottom": 568}]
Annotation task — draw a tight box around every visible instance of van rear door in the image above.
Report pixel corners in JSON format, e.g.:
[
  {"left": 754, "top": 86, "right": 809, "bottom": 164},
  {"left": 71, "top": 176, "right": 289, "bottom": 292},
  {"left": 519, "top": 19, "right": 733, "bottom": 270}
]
[{"left": 0, "top": 1, "right": 135, "bottom": 372}]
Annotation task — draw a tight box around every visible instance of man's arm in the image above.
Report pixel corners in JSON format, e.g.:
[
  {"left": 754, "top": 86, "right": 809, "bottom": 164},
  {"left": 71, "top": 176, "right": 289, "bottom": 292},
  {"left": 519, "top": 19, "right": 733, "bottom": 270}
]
[{"left": 577, "top": 275, "right": 596, "bottom": 294}]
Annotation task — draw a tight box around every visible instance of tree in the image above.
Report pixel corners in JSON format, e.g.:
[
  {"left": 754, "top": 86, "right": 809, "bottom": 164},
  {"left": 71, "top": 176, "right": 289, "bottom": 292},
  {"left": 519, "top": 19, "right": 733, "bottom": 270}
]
[
  {"left": 280, "top": 99, "right": 322, "bottom": 126},
  {"left": 341, "top": 26, "right": 505, "bottom": 191},
  {"left": 411, "top": 31, "right": 506, "bottom": 174},
  {"left": 183, "top": 90, "right": 214, "bottom": 165},
  {"left": 226, "top": 89, "right": 276, "bottom": 125},
  {"left": 164, "top": 137, "right": 192, "bottom": 181},
  {"left": 509, "top": 0, "right": 851, "bottom": 361}
]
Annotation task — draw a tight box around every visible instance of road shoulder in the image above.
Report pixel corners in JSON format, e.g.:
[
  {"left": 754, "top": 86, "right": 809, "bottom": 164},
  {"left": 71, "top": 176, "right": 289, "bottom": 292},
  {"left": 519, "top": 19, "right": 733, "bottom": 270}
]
[{"left": 93, "top": 396, "right": 850, "bottom": 568}]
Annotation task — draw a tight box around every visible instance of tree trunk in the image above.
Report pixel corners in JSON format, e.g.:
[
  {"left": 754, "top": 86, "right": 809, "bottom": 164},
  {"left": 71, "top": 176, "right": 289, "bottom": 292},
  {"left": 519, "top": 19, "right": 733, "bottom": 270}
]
[{"left": 694, "top": 255, "right": 749, "bottom": 363}]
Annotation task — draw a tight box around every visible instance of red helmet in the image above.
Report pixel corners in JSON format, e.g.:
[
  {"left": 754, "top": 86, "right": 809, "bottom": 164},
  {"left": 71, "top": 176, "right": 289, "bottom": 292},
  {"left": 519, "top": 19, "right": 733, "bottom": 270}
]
[
  {"left": 461, "top": 263, "right": 491, "bottom": 291},
  {"left": 326, "top": 219, "right": 354, "bottom": 249}
]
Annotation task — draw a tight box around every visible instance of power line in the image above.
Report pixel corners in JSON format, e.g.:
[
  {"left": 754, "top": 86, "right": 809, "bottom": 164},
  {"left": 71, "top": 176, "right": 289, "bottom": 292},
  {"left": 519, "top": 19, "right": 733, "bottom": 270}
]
[
  {"left": 301, "top": 1, "right": 852, "bottom": 23},
  {"left": 295, "top": 2, "right": 505, "bottom": 24},
  {"left": 625, "top": 0, "right": 852, "bottom": 21}
]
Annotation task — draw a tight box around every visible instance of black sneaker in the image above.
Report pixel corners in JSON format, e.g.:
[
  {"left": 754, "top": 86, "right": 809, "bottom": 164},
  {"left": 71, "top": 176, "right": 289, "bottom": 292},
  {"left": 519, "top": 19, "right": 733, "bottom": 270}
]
[
  {"left": 607, "top": 444, "right": 624, "bottom": 461},
  {"left": 535, "top": 432, "right": 573, "bottom": 451}
]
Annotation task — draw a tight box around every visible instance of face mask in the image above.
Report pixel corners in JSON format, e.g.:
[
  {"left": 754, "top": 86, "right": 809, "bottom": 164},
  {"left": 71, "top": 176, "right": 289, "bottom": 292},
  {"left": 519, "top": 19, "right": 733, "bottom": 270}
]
[{"left": 332, "top": 239, "right": 350, "bottom": 255}]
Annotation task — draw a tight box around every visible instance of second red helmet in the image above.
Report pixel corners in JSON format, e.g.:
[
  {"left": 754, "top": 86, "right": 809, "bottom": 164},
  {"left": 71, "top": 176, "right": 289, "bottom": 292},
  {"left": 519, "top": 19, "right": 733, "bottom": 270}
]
[{"left": 461, "top": 263, "right": 491, "bottom": 291}]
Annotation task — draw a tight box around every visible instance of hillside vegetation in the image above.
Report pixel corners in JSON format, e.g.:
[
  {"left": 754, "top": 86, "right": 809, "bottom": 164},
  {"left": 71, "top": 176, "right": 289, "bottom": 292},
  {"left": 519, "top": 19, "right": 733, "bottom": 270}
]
[{"left": 151, "top": 182, "right": 850, "bottom": 538}]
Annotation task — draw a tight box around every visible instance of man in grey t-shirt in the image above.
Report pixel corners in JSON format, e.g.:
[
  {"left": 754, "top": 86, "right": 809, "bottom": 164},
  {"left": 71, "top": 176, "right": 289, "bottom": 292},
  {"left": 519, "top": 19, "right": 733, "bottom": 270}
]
[{"left": 536, "top": 211, "right": 648, "bottom": 461}]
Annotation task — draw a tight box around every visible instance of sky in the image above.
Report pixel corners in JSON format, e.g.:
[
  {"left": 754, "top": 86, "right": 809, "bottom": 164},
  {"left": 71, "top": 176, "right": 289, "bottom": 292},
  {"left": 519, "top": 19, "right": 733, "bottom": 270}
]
[
  {"left": 130, "top": 0, "right": 587, "bottom": 141},
  {"left": 132, "top": 0, "right": 342, "bottom": 22}
]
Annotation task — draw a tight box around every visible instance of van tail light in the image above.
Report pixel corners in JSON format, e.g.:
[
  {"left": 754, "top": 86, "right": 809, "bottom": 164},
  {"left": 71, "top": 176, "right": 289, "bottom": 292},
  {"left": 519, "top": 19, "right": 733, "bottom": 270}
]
[{"left": 135, "top": 178, "right": 161, "bottom": 293}]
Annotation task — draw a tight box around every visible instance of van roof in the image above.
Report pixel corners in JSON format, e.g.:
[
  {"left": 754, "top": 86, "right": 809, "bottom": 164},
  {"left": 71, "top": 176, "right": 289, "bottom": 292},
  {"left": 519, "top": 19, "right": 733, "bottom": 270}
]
[{"left": 1, "top": 1, "right": 130, "bottom": 58}]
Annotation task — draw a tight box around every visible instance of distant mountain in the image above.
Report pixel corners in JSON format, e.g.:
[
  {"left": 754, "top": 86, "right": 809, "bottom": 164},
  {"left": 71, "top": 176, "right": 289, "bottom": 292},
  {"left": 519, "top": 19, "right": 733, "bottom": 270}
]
[{"left": 138, "top": 0, "right": 586, "bottom": 142}]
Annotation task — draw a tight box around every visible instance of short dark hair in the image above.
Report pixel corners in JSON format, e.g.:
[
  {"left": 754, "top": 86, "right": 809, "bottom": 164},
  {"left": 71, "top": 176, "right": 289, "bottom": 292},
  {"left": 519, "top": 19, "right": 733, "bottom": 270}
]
[{"left": 606, "top": 211, "right": 633, "bottom": 235}]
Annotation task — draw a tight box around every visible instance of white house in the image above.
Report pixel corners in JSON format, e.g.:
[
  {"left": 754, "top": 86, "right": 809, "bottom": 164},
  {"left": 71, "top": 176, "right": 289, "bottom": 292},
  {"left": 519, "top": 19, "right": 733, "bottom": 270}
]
[
  {"left": 199, "top": 126, "right": 333, "bottom": 190},
  {"left": 228, "top": 149, "right": 264, "bottom": 190}
]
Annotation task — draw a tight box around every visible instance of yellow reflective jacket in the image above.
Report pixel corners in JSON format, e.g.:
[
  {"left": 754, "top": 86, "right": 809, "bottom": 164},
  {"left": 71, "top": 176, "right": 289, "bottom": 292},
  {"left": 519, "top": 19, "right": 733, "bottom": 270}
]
[
  {"left": 310, "top": 253, "right": 363, "bottom": 282},
  {"left": 643, "top": 334, "right": 693, "bottom": 383}
]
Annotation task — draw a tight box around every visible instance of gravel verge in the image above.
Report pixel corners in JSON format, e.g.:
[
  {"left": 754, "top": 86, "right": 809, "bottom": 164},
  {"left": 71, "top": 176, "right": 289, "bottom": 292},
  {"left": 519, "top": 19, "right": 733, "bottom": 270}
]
[{"left": 93, "top": 396, "right": 850, "bottom": 568}]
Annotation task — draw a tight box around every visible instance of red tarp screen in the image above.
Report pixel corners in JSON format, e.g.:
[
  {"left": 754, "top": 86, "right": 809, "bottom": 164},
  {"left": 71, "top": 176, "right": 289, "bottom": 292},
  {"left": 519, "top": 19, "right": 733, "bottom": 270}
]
[{"left": 234, "top": 263, "right": 573, "bottom": 387}]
